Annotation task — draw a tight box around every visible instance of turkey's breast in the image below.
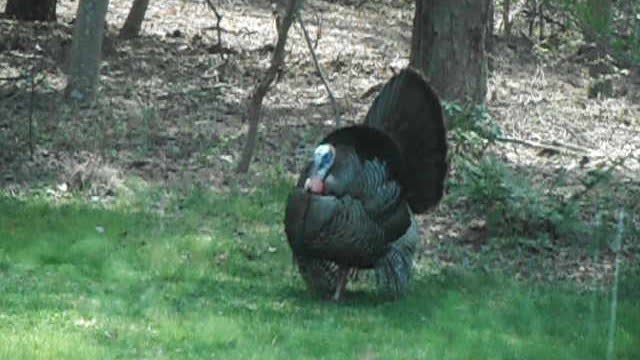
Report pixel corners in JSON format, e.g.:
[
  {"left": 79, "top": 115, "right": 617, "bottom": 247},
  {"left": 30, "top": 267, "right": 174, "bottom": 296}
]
[{"left": 285, "top": 153, "right": 411, "bottom": 268}]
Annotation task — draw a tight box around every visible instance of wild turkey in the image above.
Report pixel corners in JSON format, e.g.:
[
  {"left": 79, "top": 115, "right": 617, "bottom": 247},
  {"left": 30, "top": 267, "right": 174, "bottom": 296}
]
[{"left": 284, "top": 68, "right": 447, "bottom": 300}]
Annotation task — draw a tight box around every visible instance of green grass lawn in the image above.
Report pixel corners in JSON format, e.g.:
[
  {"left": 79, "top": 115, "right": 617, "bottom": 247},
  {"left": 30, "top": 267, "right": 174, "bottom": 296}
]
[{"left": 1, "top": 180, "right": 638, "bottom": 360}]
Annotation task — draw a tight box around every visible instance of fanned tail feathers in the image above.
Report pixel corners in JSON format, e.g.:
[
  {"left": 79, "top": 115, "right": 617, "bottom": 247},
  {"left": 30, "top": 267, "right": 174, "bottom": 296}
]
[{"left": 364, "top": 68, "right": 448, "bottom": 213}]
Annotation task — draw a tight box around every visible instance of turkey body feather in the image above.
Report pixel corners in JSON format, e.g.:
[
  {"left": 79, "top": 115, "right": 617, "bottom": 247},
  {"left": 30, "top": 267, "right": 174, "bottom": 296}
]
[{"left": 284, "top": 68, "right": 447, "bottom": 300}]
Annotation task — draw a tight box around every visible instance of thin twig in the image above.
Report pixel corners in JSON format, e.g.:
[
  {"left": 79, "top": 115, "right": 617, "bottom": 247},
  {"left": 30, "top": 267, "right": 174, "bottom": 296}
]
[
  {"left": 607, "top": 209, "right": 625, "bottom": 360},
  {"left": 588, "top": 209, "right": 602, "bottom": 336},
  {"left": 0, "top": 75, "right": 29, "bottom": 82},
  {"left": 297, "top": 13, "right": 341, "bottom": 127},
  {"left": 204, "top": 0, "right": 225, "bottom": 60},
  {"left": 28, "top": 67, "right": 35, "bottom": 160},
  {"left": 311, "top": 10, "right": 322, "bottom": 49},
  {"left": 496, "top": 136, "right": 597, "bottom": 157}
]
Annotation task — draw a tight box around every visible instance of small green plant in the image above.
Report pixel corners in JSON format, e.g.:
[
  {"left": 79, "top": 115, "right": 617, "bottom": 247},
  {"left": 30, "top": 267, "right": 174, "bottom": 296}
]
[
  {"left": 442, "top": 102, "right": 611, "bottom": 245},
  {"left": 448, "top": 155, "right": 587, "bottom": 244},
  {"left": 444, "top": 101, "right": 503, "bottom": 162}
]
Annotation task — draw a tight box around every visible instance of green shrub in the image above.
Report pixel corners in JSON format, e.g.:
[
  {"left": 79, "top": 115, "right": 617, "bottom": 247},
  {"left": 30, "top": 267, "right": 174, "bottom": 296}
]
[
  {"left": 448, "top": 155, "right": 588, "bottom": 243},
  {"left": 444, "top": 102, "right": 502, "bottom": 162},
  {"left": 444, "top": 102, "right": 592, "bottom": 245}
]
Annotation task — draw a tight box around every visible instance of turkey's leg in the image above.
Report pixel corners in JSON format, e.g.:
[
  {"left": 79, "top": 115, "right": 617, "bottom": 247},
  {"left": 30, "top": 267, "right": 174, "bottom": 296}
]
[{"left": 332, "top": 267, "right": 350, "bottom": 301}]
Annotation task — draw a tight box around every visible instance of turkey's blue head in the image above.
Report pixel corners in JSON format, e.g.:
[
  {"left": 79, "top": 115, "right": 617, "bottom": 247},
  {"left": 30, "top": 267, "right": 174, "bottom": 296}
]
[{"left": 304, "top": 144, "right": 335, "bottom": 194}]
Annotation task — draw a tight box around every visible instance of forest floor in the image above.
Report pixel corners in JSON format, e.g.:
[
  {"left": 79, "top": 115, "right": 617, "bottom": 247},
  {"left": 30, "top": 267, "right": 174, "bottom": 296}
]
[{"left": 1, "top": 0, "right": 640, "bottom": 306}]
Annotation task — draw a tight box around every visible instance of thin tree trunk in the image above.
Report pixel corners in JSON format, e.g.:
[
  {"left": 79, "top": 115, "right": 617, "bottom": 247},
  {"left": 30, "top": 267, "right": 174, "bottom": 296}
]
[
  {"left": 119, "top": 0, "right": 150, "bottom": 39},
  {"left": 487, "top": 0, "right": 495, "bottom": 52},
  {"left": 528, "top": 0, "right": 536, "bottom": 37},
  {"left": 583, "top": 0, "right": 614, "bottom": 97},
  {"left": 409, "top": 0, "right": 423, "bottom": 67},
  {"left": 65, "top": 0, "right": 110, "bottom": 102},
  {"left": 538, "top": 1, "right": 545, "bottom": 40},
  {"left": 606, "top": 210, "right": 625, "bottom": 360},
  {"left": 236, "top": 0, "right": 300, "bottom": 173},
  {"left": 503, "top": 0, "right": 511, "bottom": 35},
  {"left": 5, "top": 0, "right": 57, "bottom": 21},
  {"left": 410, "top": 0, "right": 490, "bottom": 105}
]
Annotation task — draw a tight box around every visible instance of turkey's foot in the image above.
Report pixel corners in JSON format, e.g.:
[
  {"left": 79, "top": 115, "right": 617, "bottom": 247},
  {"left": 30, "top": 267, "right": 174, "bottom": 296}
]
[{"left": 332, "top": 267, "right": 351, "bottom": 301}]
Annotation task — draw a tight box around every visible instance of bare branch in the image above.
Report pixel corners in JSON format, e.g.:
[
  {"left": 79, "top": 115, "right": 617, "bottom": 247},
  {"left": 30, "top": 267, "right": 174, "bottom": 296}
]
[
  {"left": 495, "top": 136, "right": 598, "bottom": 157},
  {"left": 297, "top": 13, "right": 341, "bottom": 127},
  {"left": 236, "top": 0, "right": 300, "bottom": 173},
  {"left": 28, "top": 66, "right": 35, "bottom": 159},
  {"left": 0, "top": 75, "right": 29, "bottom": 82},
  {"left": 204, "top": 0, "right": 225, "bottom": 60}
]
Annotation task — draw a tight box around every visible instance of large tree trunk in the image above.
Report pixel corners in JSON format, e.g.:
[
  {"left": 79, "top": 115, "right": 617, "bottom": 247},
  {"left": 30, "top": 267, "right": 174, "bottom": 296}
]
[
  {"left": 410, "top": 0, "right": 491, "bottom": 105},
  {"left": 119, "top": 0, "right": 150, "bottom": 39},
  {"left": 487, "top": 0, "right": 495, "bottom": 73},
  {"left": 487, "top": 0, "right": 495, "bottom": 52},
  {"left": 65, "top": 0, "right": 110, "bottom": 102},
  {"left": 4, "top": 0, "right": 57, "bottom": 21}
]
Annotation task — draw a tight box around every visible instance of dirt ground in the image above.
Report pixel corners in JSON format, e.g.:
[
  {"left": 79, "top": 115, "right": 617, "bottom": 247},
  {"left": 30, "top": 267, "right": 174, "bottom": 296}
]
[{"left": 1, "top": 0, "right": 639, "bottom": 287}]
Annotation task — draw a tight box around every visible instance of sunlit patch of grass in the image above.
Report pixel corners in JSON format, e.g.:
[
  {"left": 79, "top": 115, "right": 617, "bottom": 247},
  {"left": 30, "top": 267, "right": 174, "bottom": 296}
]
[
  {"left": 0, "top": 179, "right": 639, "bottom": 360},
  {"left": 153, "top": 312, "right": 243, "bottom": 349},
  {"left": 0, "top": 321, "right": 107, "bottom": 360}
]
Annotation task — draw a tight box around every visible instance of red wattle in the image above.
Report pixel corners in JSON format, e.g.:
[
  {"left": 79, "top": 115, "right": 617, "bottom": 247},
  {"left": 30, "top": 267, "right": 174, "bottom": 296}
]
[{"left": 305, "top": 177, "right": 325, "bottom": 194}]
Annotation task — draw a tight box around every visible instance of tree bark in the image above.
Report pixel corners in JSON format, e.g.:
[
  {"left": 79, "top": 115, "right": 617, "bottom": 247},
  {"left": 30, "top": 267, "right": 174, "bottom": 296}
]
[
  {"left": 4, "top": 0, "right": 57, "bottom": 22},
  {"left": 538, "top": 1, "right": 545, "bottom": 40},
  {"left": 503, "top": 0, "right": 511, "bottom": 35},
  {"left": 236, "top": 0, "right": 300, "bottom": 173},
  {"left": 582, "top": 0, "right": 614, "bottom": 98},
  {"left": 410, "top": 0, "right": 491, "bottom": 105},
  {"left": 528, "top": 0, "right": 536, "bottom": 37},
  {"left": 65, "top": 0, "right": 110, "bottom": 103},
  {"left": 487, "top": 0, "right": 495, "bottom": 52},
  {"left": 119, "top": 0, "right": 150, "bottom": 39},
  {"left": 487, "top": 0, "right": 495, "bottom": 73}
]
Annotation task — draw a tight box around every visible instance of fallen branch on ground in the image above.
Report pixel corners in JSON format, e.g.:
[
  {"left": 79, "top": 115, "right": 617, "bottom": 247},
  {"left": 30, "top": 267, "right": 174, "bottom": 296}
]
[
  {"left": 496, "top": 136, "right": 600, "bottom": 157},
  {"left": 0, "top": 75, "right": 29, "bottom": 82}
]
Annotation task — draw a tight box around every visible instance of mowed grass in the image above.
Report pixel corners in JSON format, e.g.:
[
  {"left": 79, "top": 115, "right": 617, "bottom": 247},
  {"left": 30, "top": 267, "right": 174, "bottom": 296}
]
[{"left": 0, "top": 180, "right": 638, "bottom": 360}]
